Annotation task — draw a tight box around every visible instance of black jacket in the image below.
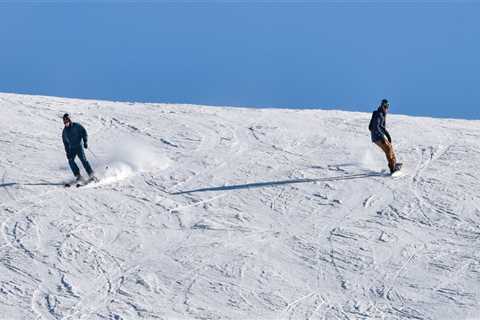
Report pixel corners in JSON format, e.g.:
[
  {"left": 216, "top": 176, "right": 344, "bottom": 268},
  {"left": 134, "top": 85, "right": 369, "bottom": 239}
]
[
  {"left": 62, "top": 122, "right": 88, "bottom": 155},
  {"left": 368, "top": 107, "right": 391, "bottom": 143}
]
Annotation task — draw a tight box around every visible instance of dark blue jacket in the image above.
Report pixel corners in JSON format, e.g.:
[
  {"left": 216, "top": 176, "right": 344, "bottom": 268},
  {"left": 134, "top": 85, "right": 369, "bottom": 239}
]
[
  {"left": 369, "top": 108, "right": 391, "bottom": 143},
  {"left": 62, "top": 122, "right": 88, "bottom": 155}
]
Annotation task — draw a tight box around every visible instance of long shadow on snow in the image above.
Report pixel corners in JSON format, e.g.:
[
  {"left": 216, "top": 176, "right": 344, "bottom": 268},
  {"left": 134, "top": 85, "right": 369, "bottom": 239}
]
[
  {"left": 0, "top": 181, "right": 67, "bottom": 188},
  {"left": 172, "top": 172, "right": 385, "bottom": 195},
  {"left": 0, "top": 182, "right": 17, "bottom": 188}
]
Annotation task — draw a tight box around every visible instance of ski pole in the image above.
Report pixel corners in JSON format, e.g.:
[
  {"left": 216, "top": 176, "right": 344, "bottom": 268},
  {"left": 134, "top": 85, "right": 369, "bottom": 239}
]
[
  {"left": 88, "top": 148, "right": 109, "bottom": 170},
  {"left": 88, "top": 148, "right": 99, "bottom": 160}
]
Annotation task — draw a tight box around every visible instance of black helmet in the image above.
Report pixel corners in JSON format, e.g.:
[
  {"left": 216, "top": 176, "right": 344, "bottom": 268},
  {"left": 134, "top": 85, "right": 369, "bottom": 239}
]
[{"left": 381, "top": 99, "right": 389, "bottom": 108}]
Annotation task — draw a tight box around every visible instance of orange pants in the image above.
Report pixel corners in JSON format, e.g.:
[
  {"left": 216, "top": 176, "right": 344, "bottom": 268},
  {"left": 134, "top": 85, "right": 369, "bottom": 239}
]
[{"left": 375, "top": 140, "right": 396, "bottom": 172}]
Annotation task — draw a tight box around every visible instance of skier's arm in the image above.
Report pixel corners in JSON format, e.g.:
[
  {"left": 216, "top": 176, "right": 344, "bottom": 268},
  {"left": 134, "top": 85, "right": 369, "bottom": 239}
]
[
  {"left": 80, "top": 124, "right": 88, "bottom": 148},
  {"left": 62, "top": 130, "right": 70, "bottom": 155}
]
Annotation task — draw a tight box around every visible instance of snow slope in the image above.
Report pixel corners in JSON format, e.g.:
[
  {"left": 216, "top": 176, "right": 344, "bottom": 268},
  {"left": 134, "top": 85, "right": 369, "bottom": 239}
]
[{"left": 1, "top": 93, "right": 480, "bottom": 320}]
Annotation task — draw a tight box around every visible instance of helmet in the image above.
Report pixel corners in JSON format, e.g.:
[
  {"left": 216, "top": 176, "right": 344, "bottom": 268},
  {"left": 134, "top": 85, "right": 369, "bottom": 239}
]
[{"left": 381, "top": 99, "right": 389, "bottom": 108}]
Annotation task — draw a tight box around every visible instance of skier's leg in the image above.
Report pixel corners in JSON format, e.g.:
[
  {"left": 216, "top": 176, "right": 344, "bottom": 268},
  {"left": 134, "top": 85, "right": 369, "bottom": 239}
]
[
  {"left": 68, "top": 156, "right": 80, "bottom": 177},
  {"left": 78, "top": 147, "right": 94, "bottom": 176}
]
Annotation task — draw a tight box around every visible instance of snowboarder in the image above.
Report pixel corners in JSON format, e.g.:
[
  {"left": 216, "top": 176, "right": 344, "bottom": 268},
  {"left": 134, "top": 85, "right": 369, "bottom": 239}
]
[
  {"left": 62, "top": 113, "right": 95, "bottom": 182},
  {"left": 369, "top": 99, "right": 401, "bottom": 174}
]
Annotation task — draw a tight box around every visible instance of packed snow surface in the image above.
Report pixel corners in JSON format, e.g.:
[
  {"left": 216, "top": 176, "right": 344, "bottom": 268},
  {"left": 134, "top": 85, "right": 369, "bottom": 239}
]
[{"left": 1, "top": 93, "right": 480, "bottom": 320}]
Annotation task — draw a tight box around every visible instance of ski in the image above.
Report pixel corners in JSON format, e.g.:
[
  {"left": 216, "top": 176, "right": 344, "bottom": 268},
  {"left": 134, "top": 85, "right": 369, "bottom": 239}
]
[
  {"left": 76, "top": 176, "right": 99, "bottom": 188},
  {"left": 64, "top": 180, "right": 79, "bottom": 188}
]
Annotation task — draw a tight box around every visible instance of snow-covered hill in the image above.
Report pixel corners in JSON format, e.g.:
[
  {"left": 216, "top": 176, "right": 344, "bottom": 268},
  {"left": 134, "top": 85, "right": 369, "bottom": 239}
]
[{"left": 1, "top": 93, "right": 479, "bottom": 320}]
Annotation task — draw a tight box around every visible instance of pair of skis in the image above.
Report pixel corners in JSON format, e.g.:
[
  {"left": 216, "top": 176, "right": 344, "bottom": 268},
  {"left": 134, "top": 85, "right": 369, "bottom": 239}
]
[{"left": 64, "top": 176, "right": 99, "bottom": 188}]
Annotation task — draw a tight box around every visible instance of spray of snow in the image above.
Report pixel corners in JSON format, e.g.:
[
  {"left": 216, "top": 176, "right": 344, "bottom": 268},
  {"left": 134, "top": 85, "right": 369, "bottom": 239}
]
[
  {"left": 342, "top": 141, "right": 385, "bottom": 173},
  {"left": 94, "top": 137, "right": 170, "bottom": 184},
  {"left": 359, "top": 147, "right": 385, "bottom": 171}
]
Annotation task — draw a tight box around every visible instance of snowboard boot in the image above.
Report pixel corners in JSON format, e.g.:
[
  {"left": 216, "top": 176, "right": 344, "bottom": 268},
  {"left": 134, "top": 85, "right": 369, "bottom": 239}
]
[
  {"left": 389, "top": 165, "right": 395, "bottom": 174},
  {"left": 390, "top": 163, "right": 403, "bottom": 174}
]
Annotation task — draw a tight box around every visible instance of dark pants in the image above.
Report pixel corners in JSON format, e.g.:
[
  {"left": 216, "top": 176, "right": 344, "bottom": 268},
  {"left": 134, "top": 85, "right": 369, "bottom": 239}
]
[{"left": 68, "top": 147, "right": 93, "bottom": 177}]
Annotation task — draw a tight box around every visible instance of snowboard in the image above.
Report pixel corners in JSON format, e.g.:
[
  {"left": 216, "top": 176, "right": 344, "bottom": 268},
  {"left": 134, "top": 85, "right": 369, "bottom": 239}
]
[{"left": 391, "top": 163, "right": 403, "bottom": 177}]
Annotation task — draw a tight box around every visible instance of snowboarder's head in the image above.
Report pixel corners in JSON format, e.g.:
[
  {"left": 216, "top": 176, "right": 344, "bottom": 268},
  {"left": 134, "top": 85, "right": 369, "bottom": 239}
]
[
  {"left": 380, "top": 99, "right": 389, "bottom": 113},
  {"left": 63, "top": 113, "right": 72, "bottom": 127}
]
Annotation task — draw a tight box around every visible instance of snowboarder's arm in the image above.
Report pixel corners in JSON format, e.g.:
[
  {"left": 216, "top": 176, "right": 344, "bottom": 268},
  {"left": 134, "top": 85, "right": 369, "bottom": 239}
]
[
  {"left": 371, "top": 112, "right": 385, "bottom": 135},
  {"left": 384, "top": 130, "right": 392, "bottom": 143}
]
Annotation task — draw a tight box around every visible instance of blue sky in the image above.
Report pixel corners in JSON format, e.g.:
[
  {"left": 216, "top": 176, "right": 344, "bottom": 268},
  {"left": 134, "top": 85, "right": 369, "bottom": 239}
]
[{"left": 0, "top": 2, "right": 479, "bottom": 119}]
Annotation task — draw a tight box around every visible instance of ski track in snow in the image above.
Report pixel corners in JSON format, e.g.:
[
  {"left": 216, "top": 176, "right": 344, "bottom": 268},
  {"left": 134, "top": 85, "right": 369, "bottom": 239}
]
[{"left": 1, "top": 93, "right": 480, "bottom": 319}]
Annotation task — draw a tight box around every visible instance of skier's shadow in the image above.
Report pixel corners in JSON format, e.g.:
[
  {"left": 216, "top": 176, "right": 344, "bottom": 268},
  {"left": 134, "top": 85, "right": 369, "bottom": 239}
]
[
  {"left": 0, "top": 181, "right": 66, "bottom": 188},
  {"left": 171, "top": 172, "right": 385, "bottom": 195},
  {"left": 0, "top": 182, "right": 16, "bottom": 188},
  {"left": 24, "top": 182, "right": 66, "bottom": 186}
]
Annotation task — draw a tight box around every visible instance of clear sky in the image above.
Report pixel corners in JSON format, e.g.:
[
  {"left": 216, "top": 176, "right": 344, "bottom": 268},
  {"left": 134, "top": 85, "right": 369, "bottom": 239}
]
[{"left": 0, "top": 2, "right": 479, "bottom": 119}]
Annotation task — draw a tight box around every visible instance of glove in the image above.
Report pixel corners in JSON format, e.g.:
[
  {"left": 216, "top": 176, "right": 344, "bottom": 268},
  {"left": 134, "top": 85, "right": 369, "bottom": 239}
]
[
  {"left": 385, "top": 132, "right": 392, "bottom": 143},
  {"left": 84, "top": 142, "right": 88, "bottom": 149},
  {"left": 65, "top": 146, "right": 72, "bottom": 159}
]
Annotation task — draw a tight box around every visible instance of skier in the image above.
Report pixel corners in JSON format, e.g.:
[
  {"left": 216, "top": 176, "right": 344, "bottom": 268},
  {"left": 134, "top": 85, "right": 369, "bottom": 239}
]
[
  {"left": 369, "top": 99, "right": 401, "bottom": 174},
  {"left": 62, "top": 113, "right": 95, "bottom": 182}
]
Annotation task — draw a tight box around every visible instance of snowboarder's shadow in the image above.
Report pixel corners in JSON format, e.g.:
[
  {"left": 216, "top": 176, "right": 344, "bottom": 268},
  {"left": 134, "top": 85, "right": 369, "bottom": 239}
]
[
  {"left": 172, "top": 171, "right": 385, "bottom": 195},
  {"left": 309, "top": 163, "right": 360, "bottom": 170}
]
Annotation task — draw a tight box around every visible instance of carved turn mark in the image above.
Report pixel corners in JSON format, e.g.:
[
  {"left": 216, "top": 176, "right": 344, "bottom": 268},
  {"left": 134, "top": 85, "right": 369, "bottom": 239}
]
[{"left": 363, "top": 195, "right": 375, "bottom": 208}]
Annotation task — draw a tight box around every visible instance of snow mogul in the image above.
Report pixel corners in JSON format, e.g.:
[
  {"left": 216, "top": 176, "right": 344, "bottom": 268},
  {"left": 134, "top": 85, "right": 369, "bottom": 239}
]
[
  {"left": 369, "top": 99, "right": 402, "bottom": 174},
  {"left": 62, "top": 113, "right": 96, "bottom": 183}
]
